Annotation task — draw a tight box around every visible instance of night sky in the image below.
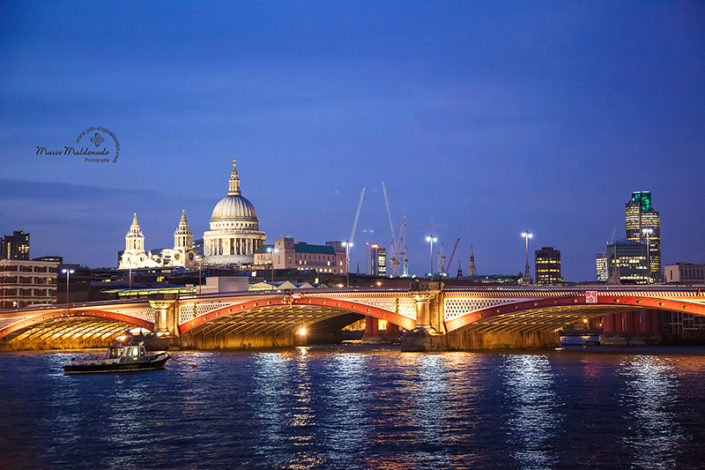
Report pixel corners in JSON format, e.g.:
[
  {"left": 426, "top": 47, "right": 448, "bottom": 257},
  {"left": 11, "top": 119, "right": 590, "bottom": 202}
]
[{"left": 1, "top": 1, "right": 704, "bottom": 281}]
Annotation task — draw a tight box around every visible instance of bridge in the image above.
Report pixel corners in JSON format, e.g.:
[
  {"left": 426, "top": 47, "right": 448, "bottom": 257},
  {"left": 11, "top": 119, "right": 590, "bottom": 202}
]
[{"left": 1, "top": 285, "right": 704, "bottom": 351}]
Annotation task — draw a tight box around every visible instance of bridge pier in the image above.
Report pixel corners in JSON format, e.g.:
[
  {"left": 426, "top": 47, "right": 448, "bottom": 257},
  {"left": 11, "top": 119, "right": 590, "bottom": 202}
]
[
  {"left": 447, "top": 329, "right": 560, "bottom": 350},
  {"left": 600, "top": 310, "right": 661, "bottom": 346},
  {"left": 147, "top": 295, "right": 180, "bottom": 337},
  {"left": 401, "top": 291, "right": 448, "bottom": 352}
]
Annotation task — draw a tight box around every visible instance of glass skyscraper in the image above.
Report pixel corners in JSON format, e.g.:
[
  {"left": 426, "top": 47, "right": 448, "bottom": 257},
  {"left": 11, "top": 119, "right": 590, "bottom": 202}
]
[{"left": 625, "top": 191, "right": 661, "bottom": 282}]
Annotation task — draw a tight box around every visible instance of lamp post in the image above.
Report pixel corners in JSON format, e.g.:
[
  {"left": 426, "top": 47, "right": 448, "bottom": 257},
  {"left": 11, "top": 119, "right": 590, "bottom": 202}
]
[
  {"left": 425, "top": 235, "right": 437, "bottom": 277},
  {"left": 61, "top": 268, "right": 75, "bottom": 305},
  {"left": 642, "top": 227, "right": 654, "bottom": 283},
  {"left": 198, "top": 256, "right": 203, "bottom": 294},
  {"left": 342, "top": 241, "right": 353, "bottom": 287},
  {"left": 521, "top": 230, "right": 533, "bottom": 284},
  {"left": 266, "top": 246, "right": 278, "bottom": 284}
]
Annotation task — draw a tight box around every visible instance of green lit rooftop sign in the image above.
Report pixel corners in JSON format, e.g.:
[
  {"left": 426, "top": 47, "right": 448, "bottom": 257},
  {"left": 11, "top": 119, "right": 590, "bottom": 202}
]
[{"left": 631, "top": 191, "right": 652, "bottom": 212}]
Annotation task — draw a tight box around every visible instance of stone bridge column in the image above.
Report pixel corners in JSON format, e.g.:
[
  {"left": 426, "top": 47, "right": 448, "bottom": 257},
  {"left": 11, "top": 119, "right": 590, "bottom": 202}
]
[
  {"left": 148, "top": 294, "right": 179, "bottom": 338},
  {"left": 414, "top": 294, "right": 434, "bottom": 330},
  {"left": 401, "top": 288, "right": 447, "bottom": 352}
]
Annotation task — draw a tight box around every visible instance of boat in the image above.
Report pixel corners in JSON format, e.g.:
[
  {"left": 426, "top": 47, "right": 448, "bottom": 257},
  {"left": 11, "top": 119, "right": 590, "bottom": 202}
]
[
  {"left": 558, "top": 328, "right": 600, "bottom": 347},
  {"left": 63, "top": 342, "right": 170, "bottom": 374}
]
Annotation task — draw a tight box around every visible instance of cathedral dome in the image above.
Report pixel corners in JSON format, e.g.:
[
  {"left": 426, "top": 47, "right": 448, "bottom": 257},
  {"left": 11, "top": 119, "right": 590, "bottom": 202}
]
[
  {"left": 203, "top": 158, "right": 266, "bottom": 266},
  {"left": 210, "top": 195, "right": 258, "bottom": 222}
]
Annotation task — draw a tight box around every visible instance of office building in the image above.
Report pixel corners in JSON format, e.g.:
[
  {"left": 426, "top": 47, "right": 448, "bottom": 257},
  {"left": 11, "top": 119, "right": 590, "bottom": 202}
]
[
  {"left": 534, "top": 247, "right": 562, "bottom": 284},
  {"left": 664, "top": 263, "right": 705, "bottom": 284},
  {"left": 370, "top": 244, "right": 387, "bottom": 277},
  {"left": 254, "top": 238, "right": 347, "bottom": 274},
  {"left": 625, "top": 191, "right": 661, "bottom": 281},
  {"left": 595, "top": 252, "right": 608, "bottom": 282},
  {"left": 1, "top": 231, "right": 30, "bottom": 260},
  {"left": 606, "top": 240, "right": 649, "bottom": 284},
  {"left": 33, "top": 256, "right": 63, "bottom": 264},
  {"left": 0, "top": 259, "right": 58, "bottom": 309}
]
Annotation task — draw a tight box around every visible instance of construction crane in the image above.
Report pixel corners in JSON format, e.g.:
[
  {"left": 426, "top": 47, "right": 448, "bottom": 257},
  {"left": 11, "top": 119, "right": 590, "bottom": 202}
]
[
  {"left": 345, "top": 186, "right": 366, "bottom": 279},
  {"left": 398, "top": 214, "right": 408, "bottom": 276},
  {"left": 443, "top": 238, "right": 461, "bottom": 273},
  {"left": 437, "top": 242, "right": 445, "bottom": 274},
  {"left": 381, "top": 181, "right": 403, "bottom": 277}
]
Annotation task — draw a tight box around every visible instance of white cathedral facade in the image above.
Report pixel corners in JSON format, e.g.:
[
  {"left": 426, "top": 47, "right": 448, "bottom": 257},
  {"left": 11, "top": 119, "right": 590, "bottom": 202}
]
[
  {"left": 119, "top": 210, "right": 196, "bottom": 269},
  {"left": 118, "top": 159, "right": 265, "bottom": 269}
]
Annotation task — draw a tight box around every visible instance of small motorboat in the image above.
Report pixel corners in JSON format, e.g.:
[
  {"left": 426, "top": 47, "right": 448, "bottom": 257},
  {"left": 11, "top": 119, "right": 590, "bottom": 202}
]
[{"left": 63, "top": 342, "right": 170, "bottom": 374}]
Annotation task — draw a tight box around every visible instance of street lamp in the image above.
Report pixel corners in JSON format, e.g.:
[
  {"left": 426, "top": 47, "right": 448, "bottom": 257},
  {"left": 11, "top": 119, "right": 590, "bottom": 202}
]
[
  {"left": 425, "top": 235, "right": 437, "bottom": 277},
  {"left": 642, "top": 227, "right": 654, "bottom": 282},
  {"left": 521, "top": 230, "right": 533, "bottom": 284},
  {"left": 61, "top": 268, "right": 75, "bottom": 305},
  {"left": 266, "top": 246, "right": 278, "bottom": 284},
  {"left": 342, "top": 241, "right": 353, "bottom": 287},
  {"left": 197, "top": 256, "right": 203, "bottom": 294}
]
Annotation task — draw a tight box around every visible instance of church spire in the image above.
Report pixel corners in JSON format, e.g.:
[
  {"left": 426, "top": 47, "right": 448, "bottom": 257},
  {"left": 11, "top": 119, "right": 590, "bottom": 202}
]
[
  {"left": 228, "top": 158, "right": 241, "bottom": 196},
  {"left": 468, "top": 243, "right": 477, "bottom": 276},
  {"left": 175, "top": 209, "right": 191, "bottom": 233}
]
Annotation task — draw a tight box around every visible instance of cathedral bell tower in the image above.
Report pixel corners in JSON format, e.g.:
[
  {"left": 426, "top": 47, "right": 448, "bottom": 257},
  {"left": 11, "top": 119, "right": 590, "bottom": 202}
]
[
  {"left": 172, "top": 210, "right": 195, "bottom": 267},
  {"left": 119, "top": 213, "right": 148, "bottom": 269}
]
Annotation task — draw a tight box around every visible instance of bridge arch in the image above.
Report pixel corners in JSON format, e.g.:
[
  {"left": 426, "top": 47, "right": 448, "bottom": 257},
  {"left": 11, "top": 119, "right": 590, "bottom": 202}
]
[
  {"left": 445, "top": 295, "right": 705, "bottom": 334},
  {"left": 0, "top": 309, "right": 154, "bottom": 349},
  {"left": 179, "top": 296, "right": 416, "bottom": 337}
]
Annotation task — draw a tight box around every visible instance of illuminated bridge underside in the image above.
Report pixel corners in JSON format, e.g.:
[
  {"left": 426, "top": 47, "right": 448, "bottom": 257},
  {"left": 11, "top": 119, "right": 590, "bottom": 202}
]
[
  {"left": 0, "top": 309, "right": 154, "bottom": 349},
  {"left": 446, "top": 295, "right": 705, "bottom": 334},
  {"left": 180, "top": 297, "right": 416, "bottom": 337}
]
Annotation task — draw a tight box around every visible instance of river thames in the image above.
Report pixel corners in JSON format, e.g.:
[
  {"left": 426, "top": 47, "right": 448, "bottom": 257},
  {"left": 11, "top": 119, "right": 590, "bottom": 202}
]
[{"left": 1, "top": 346, "right": 704, "bottom": 469}]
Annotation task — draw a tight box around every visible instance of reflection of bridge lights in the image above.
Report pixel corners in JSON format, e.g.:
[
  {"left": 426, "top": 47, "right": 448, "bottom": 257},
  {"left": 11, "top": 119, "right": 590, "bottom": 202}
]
[{"left": 297, "top": 327, "right": 307, "bottom": 336}]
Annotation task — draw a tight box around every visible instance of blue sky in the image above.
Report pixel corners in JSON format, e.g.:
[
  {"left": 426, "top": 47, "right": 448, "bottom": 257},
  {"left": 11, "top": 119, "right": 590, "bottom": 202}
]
[{"left": 1, "top": 1, "right": 704, "bottom": 280}]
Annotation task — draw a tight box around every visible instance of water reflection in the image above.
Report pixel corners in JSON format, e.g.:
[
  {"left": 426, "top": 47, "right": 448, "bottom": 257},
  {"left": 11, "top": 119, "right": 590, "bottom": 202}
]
[
  {"left": 501, "top": 354, "right": 561, "bottom": 469},
  {"left": 320, "top": 352, "right": 369, "bottom": 460},
  {"left": 252, "top": 351, "right": 288, "bottom": 448},
  {"left": 619, "top": 356, "right": 684, "bottom": 469},
  {"left": 2, "top": 347, "right": 705, "bottom": 469}
]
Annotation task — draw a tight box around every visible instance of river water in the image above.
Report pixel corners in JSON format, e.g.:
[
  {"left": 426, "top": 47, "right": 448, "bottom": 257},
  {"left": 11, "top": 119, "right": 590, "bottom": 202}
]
[{"left": 1, "top": 346, "right": 704, "bottom": 469}]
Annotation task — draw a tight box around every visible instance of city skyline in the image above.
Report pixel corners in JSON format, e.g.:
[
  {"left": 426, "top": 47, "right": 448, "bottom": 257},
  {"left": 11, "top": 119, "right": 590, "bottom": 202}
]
[{"left": 2, "top": 2, "right": 704, "bottom": 280}]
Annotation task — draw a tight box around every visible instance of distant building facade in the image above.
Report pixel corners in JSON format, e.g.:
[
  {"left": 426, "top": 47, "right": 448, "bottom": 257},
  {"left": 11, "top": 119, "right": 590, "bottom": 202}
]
[
  {"left": 606, "top": 240, "right": 648, "bottom": 284},
  {"left": 0, "top": 259, "right": 57, "bottom": 309},
  {"left": 534, "top": 247, "right": 562, "bottom": 284},
  {"left": 664, "top": 263, "right": 705, "bottom": 284},
  {"left": 370, "top": 245, "right": 387, "bottom": 277},
  {"left": 254, "top": 238, "right": 347, "bottom": 274},
  {"left": 625, "top": 191, "right": 661, "bottom": 281},
  {"left": 33, "top": 256, "right": 63, "bottom": 264},
  {"left": 595, "top": 252, "right": 608, "bottom": 282},
  {"left": 118, "top": 211, "right": 196, "bottom": 269},
  {"left": 1, "top": 231, "right": 30, "bottom": 260}
]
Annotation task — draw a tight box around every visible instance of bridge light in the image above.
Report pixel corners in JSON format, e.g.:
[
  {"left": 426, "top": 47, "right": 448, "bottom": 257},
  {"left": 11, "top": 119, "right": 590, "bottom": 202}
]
[{"left": 297, "top": 327, "right": 307, "bottom": 336}]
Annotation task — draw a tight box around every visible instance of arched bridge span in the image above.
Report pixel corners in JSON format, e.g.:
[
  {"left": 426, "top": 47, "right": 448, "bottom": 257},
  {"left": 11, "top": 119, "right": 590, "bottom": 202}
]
[
  {"left": 0, "top": 302, "right": 155, "bottom": 349},
  {"left": 178, "top": 293, "right": 417, "bottom": 337},
  {"left": 444, "top": 290, "right": 705, "bottom": 334}
]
